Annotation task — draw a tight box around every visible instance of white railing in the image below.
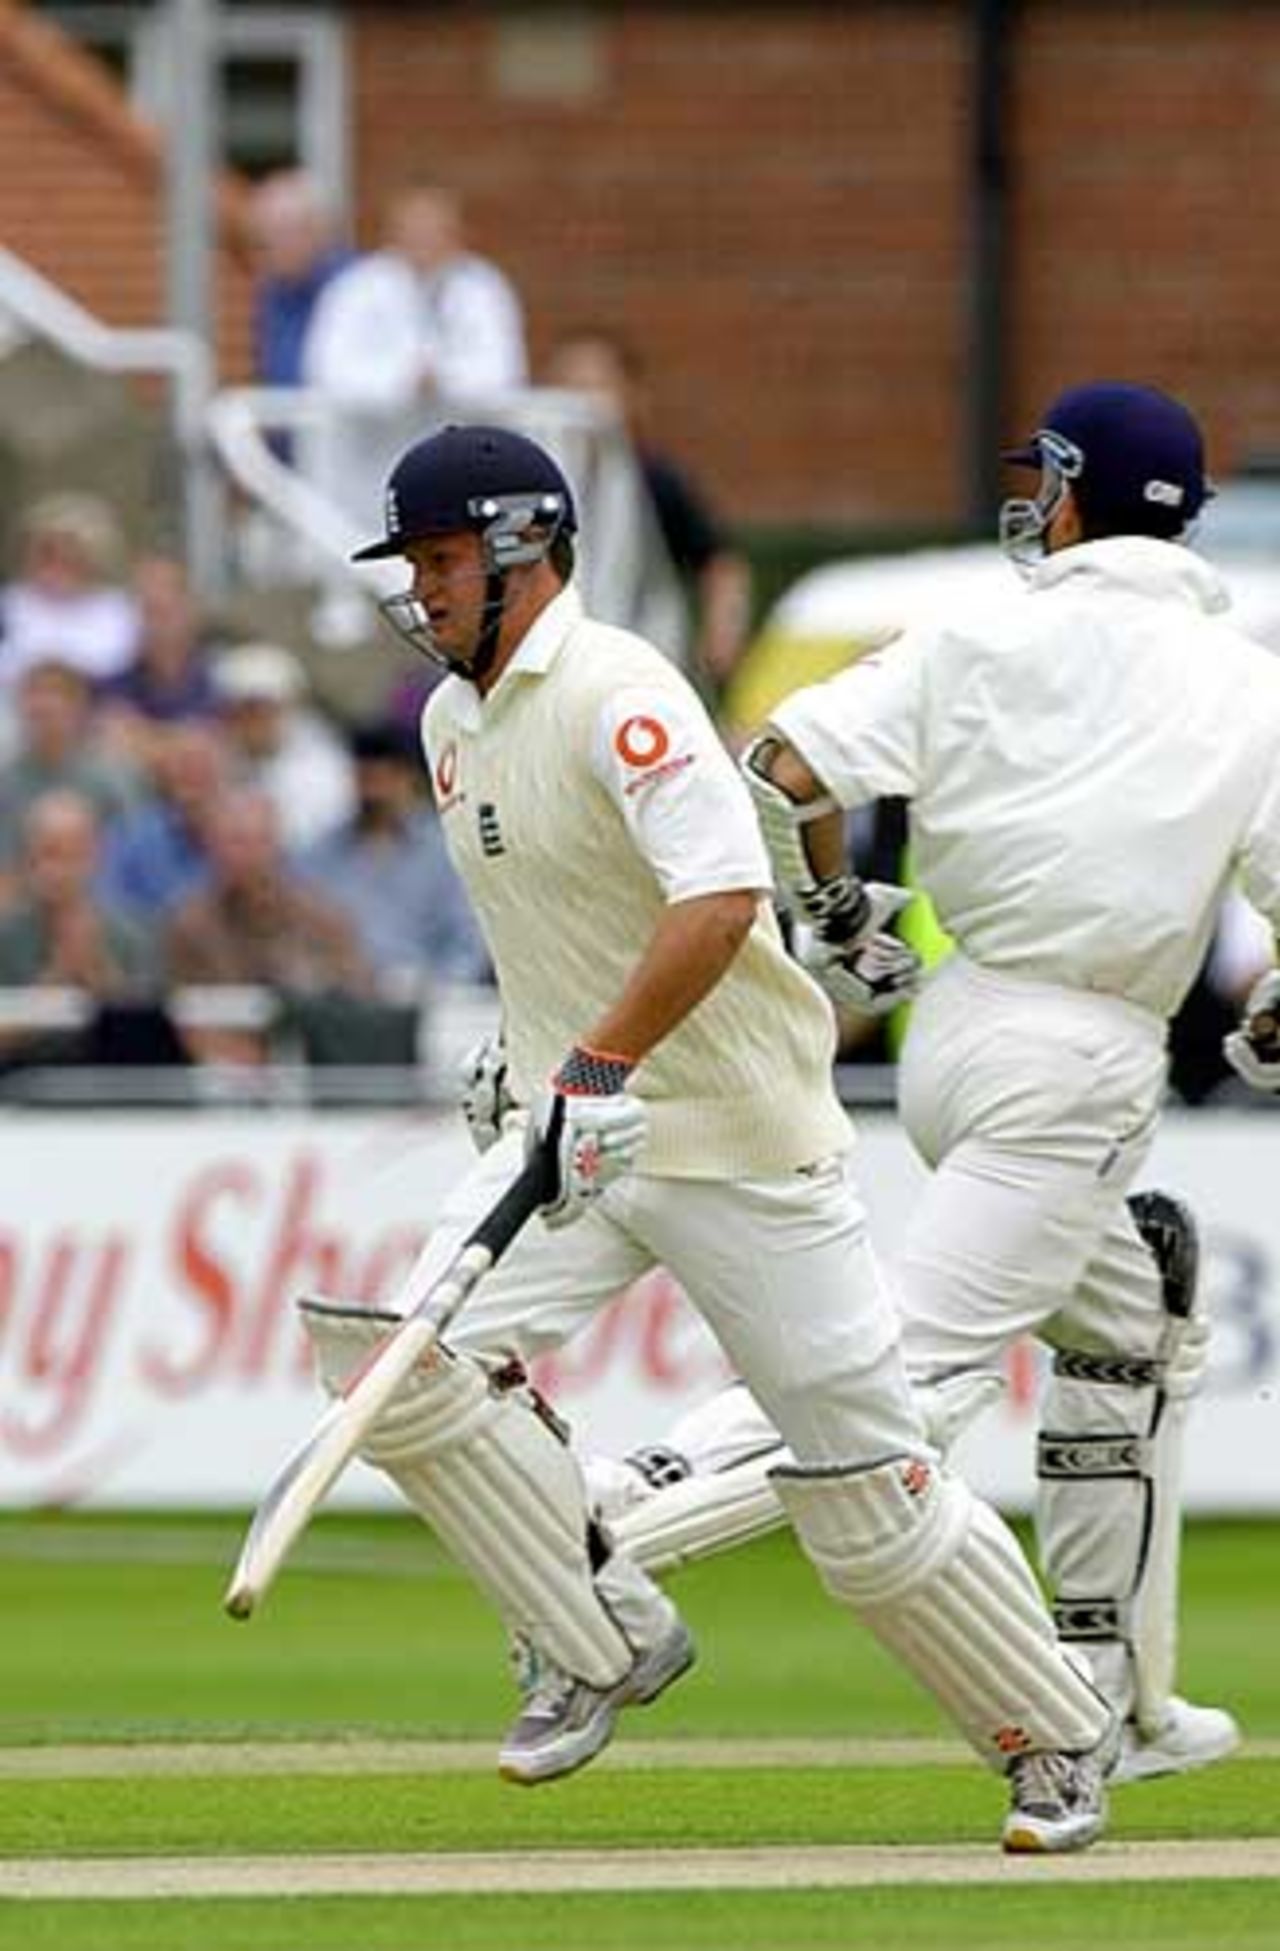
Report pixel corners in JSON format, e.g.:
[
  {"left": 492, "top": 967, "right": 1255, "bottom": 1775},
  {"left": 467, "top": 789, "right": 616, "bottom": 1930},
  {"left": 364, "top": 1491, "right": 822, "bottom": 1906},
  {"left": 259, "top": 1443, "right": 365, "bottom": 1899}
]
[
  {"left": 0, "top": 247, "right": 692, "bottom": 662},
  {"left": 0, "top": 245, "right": 219, "bottom": 582},
  {"left": 206, "top": 381, "right": 693, "bottom": 660}
]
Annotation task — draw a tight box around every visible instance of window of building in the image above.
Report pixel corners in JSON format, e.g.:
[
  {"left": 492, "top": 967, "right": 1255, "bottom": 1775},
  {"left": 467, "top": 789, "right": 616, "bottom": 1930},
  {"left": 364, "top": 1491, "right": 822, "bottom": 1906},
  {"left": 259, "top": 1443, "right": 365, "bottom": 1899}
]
[{"left": 43, "top": 3, "right": 350, "bottom": 211}]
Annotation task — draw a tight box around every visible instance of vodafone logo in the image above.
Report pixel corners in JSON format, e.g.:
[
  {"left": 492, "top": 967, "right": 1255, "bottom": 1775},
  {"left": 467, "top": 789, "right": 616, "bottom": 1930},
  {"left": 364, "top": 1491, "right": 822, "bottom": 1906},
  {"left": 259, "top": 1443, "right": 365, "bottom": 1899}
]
[
  {"left": 614, "top": 714, "right": 671, "bottom": 769},
  {"left": 435, "top": 741, "right": 459, "bottom": 806}
]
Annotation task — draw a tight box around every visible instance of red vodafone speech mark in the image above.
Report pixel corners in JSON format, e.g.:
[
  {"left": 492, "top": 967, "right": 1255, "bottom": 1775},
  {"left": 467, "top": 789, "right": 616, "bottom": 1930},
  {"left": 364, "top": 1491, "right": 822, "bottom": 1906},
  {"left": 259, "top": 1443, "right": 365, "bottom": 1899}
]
[
  {"left": 435, "top": 741, "right": 458, "bottom": 800},
  {"left": 614, "top": 714, "right": 671, "bottom": 768}
]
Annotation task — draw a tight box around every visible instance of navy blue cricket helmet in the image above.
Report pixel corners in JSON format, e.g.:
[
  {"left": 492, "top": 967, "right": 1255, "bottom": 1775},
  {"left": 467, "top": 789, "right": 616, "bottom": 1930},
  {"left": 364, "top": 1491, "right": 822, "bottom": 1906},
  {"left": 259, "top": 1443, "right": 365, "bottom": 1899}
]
[
  {"left": 352, "top": 424, "right": 577, "bottom": 565},
  {"left": 1000, "top": 382, "right": 1209, "bottom": 560}
]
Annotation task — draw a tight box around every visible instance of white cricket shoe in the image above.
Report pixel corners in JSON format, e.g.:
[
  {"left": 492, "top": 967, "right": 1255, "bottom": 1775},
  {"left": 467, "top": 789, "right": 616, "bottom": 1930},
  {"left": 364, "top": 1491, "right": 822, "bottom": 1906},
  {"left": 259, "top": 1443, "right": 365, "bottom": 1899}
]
[
  {"left": 1111, "top": 1696, "right": 1241, "bottom": 1784},
  {"left": 498, "top": 1618, "right": 696, "bottom": 1786},
  {"left": 1002, "top": 1747, "right": 1108, "bottom": 1854}
]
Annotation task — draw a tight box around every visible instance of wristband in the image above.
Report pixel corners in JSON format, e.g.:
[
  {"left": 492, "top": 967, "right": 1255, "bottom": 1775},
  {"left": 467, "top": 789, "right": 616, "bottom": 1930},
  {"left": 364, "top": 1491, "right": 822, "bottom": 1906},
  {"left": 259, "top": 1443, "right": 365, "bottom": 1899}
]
[{"left": 553, "top": 1044, "right": 634, "bottom": 1095}]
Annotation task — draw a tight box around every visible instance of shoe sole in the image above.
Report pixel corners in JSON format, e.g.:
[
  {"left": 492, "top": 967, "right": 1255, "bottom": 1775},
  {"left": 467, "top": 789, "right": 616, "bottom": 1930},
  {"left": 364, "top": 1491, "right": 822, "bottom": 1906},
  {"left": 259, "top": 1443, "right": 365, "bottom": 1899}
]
[
  {"left": 1002, "top": 1813, "right": 1106, "bottom": 1855},
  {"left": 498, "top": 1633, "right": 697, "bottom": 1788}
]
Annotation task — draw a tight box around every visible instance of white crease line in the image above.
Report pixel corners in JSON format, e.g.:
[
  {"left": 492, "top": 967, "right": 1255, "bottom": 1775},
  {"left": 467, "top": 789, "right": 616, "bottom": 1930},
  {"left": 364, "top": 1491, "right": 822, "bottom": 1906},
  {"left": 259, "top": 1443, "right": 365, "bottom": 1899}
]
[
  {"left": 0, "top": 1737, "right": 969, "bottom": 1778},
  {"left": 2, "top": 1839, "right": 1279, "bottom": 1899},
  {"left": 0, "top": 1735, "right": 1274, "bottom": 1778}
]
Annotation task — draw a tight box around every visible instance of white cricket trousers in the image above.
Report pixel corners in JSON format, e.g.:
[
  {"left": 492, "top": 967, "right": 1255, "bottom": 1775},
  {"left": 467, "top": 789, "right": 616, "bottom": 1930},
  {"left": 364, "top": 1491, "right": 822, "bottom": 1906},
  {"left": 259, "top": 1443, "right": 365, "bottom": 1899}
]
[
  {"left": 894, "top": 953, "right": 1171, "bottom": 1373},
  {"left": 400, "top": 1126, "right": 922, "bottom": 1470}
]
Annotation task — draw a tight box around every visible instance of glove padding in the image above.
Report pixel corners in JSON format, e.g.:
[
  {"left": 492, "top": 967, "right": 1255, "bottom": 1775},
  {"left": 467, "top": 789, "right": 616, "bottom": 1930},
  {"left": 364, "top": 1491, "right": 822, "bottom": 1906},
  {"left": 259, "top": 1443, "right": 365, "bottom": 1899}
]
[
  {"left": 528, "top": 1048, "right": 648, "bottom": 1230},
  {"left": 1224, "top": 968, "right": 1280, "bottom": 1091},
  {"left": 799, "top": 879, "right": 921, "bottom": 1016},
  {"left": 459, "top": 1032, "right": 516, "bottom": 1153}
]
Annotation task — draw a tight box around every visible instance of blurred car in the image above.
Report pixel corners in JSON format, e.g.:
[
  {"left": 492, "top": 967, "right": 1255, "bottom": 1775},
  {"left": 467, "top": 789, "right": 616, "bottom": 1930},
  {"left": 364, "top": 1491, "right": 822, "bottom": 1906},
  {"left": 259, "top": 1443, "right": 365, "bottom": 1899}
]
[{"left": 722, "top": 474, "right": 1280, "bottom": 738}]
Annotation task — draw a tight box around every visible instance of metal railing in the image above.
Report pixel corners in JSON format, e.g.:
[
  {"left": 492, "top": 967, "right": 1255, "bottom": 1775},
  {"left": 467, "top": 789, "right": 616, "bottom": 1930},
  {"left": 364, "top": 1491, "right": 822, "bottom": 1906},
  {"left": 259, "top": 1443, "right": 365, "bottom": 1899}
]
[
  {"left": 0, "top": 247, "right": 693, "bottom": 662},
  {"left": 206, "top": 381, "right": 693, "bottom": 660},
  {"left": 0, "top": 245, "right": 219, "bottom": 584},
  {"left": 0, "top": 980, "right": 502, "bottom": 1110}
]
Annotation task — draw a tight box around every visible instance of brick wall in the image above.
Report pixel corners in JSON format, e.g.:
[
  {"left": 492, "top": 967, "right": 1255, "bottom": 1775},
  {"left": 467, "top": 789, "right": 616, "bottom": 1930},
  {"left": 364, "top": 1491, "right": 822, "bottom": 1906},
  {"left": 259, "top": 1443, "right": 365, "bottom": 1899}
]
[
  {"left": 1009, "top": 3, "right": 1280, "bottom": 474},
  {"left": 3, "top": 2, "right": 1278, "bottom": 532},
  {"left": 351, "top": 4, "right": 969, "bottom": 528},
  {"left": 0, "top": 3, "right": 251, "bottom": 377},
  {"left": 349, "top": 1, "right": 1280, "bottom": 528}
]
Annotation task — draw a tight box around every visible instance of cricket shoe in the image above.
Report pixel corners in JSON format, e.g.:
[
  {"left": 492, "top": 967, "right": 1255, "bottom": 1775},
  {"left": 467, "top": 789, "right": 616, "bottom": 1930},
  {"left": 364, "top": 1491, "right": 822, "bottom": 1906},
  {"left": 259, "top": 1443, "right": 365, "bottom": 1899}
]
[
  {"left": 1002, "top": 1745, "right": 1108, "bottom": 1854},
  {"left": 1111, "top": 1696, "right": 1240, "bottom": 1784},
  {"left": 498, "top": 1617, "right": 696, "bottom": 1786}
]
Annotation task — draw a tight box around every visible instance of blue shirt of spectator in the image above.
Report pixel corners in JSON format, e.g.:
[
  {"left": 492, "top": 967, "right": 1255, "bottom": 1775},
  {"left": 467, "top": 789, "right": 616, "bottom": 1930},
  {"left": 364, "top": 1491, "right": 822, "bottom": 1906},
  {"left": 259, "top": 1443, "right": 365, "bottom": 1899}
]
[{"left": 255, "top": 247, "right": 354, "bottom": 387}]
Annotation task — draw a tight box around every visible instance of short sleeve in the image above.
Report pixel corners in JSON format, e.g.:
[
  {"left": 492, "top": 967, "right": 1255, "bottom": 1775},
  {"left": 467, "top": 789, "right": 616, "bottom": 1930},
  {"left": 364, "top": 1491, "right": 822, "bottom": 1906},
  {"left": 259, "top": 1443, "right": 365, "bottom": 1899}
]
[
  {"left": 770, "top": 629, "right": 928, "bottom": 806},
  {"left": 589, "top": 682, "right": 770, "bottom": 902}
]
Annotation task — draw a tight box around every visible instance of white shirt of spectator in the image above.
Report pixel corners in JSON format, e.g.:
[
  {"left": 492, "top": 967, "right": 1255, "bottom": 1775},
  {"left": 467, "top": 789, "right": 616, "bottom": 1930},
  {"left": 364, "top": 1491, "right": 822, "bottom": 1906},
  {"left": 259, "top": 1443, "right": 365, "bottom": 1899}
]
[
  {"left": 772, "top": 535, "right": 1280, "bottom": 1021},
  {"left": 0, "top": 583, "right": 137, "bottom": 687},
  {"left": 301, "top": 249, "right": 528, "bottom": 534}
]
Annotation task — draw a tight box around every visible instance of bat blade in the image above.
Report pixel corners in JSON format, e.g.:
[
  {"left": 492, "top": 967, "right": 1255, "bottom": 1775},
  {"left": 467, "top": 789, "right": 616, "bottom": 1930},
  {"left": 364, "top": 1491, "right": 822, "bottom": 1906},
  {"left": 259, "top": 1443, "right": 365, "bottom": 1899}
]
[
  {"left": 223, "top": 1305, "right": 445, "bottom": 1619},
  {"left": 221, "top": 1150, "right": 552, "bottom": 1622}
]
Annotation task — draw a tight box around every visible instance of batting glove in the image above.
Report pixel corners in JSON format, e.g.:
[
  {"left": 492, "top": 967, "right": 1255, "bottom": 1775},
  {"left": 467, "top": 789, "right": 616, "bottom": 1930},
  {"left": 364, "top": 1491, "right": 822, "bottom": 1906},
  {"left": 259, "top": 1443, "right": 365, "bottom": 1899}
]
[
  {"left": 529, "top": 1045, "right": 649, "bottom": 1230},
  {"left": 459, "top": 1031, "right": 517, "bottom": 1153},
  {"left": 798, "top": 877, "right": 921, "bottom": 1017},
  {"left": 1224, "top": 968, "right": 1280, "bottom": 1091}
]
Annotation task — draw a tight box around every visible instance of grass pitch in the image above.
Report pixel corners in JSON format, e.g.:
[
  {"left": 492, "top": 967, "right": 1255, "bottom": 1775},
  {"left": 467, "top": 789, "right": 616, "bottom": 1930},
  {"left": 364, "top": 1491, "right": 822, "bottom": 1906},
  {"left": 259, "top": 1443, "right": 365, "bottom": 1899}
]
[{"left": 0, "top": 1512, "right": 1274, "bottom": 1950}]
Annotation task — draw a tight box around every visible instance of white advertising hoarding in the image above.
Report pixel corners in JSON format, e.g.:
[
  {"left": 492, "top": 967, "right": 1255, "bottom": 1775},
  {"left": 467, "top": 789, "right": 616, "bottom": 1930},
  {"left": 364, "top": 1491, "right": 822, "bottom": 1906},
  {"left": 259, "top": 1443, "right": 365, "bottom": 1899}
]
[{"left": 1, "top": 1108, "right": 1276, "bottom": 1510}]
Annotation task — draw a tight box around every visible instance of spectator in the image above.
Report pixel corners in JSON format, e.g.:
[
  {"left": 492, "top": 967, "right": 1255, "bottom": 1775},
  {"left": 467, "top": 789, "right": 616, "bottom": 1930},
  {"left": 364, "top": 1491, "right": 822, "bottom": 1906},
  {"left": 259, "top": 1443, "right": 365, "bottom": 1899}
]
[
  {"left": 0, "top": 790, "right": 155, "bottom": 1003},
  {"left": 546, "top": 329, "right": 753, "bottom": 693},
  {"left": 164, "top": 789, "right": 373, "bottom": 1067},
  {"left": 302, "top": 180, "right": 527, "bottom": 532},
  {"left": 300, "top": 720, "right": 489, "bottom": 991},
  {"left": 0, "top": 493, "right": 137, "bottom": 693},
  {"left": 248, "top": 168, "right": 354, "bottom": 390},
  {"left": 96, "top": 720, "right": 230, "bottom": 922},
  {"left": 211, "top": 641, "right": 355, "bottom": 851},
  {"left": 0, "top": 659, "right": 143, "bottom": 904},
  {"left": 97, "top": 556, "right": 224, "bottom": 768}
]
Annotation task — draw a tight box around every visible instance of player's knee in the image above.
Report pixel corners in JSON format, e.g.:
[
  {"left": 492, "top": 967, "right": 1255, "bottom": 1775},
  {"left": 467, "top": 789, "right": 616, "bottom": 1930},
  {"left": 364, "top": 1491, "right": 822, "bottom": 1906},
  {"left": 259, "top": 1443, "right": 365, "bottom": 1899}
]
[
  {"left": 771, "top": 1454, "right": 973, "bottom": 1609},
  {"left": 301, "top": 1301, "right": 495, "bottom": 1468},
  {"left": 913, "top": 1367, "right": 1006, "bottom": 1453}
]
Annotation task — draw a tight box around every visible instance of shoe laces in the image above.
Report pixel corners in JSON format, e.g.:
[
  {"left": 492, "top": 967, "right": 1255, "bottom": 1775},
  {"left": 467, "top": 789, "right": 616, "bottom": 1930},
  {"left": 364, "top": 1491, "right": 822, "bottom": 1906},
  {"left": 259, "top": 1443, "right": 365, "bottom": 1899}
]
[
  {"left": 509, "top": 1634, "right": 578, "bottom": 1716},
  {"left": 1009, "top": 1750, "right": 1089, "bottom": 1814}
]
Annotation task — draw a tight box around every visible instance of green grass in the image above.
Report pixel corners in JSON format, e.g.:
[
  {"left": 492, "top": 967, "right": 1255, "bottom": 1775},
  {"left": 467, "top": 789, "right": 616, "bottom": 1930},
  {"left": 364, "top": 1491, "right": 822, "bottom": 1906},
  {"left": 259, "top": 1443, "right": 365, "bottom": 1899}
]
[
  {"left": 1, "top": 1758, "right": 1276, "bottom": 1858},
  {"left": 1, "top": 1885, "right": 1279, "bottom": 1951},
  {"left": 1, "top": 1513, "right": 1274, "bottom": 1744},
  {"left": 0, "top": 1514, "right": 1274, "bottom": 1951}
]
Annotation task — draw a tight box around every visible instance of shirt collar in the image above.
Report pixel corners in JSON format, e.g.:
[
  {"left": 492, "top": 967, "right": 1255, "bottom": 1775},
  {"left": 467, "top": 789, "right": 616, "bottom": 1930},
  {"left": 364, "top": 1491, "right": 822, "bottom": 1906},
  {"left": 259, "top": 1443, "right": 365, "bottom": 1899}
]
[
  {"left": 443, "top": 583, "right": 582, "bottom": 729},
  {"left": 1029, "top": 536, "right": 1232, "bottom": 616},
  {"left": 501, "top": 582, "right": 582, "bottom": 679}
]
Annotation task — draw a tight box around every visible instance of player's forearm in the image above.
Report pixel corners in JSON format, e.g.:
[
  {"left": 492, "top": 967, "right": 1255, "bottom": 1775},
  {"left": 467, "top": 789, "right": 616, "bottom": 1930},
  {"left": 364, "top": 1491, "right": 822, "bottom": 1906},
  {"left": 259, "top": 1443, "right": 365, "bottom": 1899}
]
[
  {"left": 757, "top": 737, "right": 847, "bottom": 878},
  {"left": 579, "top": 888, "right": 760, "bottom": 1067}
]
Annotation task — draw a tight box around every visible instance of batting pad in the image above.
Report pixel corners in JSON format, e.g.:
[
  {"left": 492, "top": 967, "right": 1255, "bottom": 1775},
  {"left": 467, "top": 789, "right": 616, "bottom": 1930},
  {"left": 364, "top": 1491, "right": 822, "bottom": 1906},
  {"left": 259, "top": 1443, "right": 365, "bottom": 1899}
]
[
  {"left": 1038, "top": 1316, "right": 1209, "bottom": 1735},
  {"left": 611, "top": 1449, "right": 786, "bottom": 1574},
  {"left": 303, "top": 1305, "right": 634, "bottom": 1691},
  {"left": 773, "top": 1456, "right": 1112, "bottom": 1769},
  {"left": 593, "top": 1370, "right": 1003, "bottom": 1578}
]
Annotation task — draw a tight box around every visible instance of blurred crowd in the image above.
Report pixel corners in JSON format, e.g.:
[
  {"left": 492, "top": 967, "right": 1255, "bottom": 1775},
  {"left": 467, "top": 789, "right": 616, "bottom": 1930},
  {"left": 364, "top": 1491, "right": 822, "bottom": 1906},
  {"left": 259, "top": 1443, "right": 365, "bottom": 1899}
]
[{"left": 0, "top": 489, "right": 489, "bottom": 1081}]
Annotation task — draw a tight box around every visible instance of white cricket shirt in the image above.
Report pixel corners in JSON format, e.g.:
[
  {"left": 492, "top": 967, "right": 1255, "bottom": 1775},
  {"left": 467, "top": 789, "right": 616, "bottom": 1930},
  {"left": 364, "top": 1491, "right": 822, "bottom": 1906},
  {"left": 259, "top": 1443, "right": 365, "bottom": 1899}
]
[
  {"left": 772, "top": 537, "right": 1280, "bottom": 1019},
  {"left": 423, "top": 587, "right": 852, "bottom": 1178}
]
